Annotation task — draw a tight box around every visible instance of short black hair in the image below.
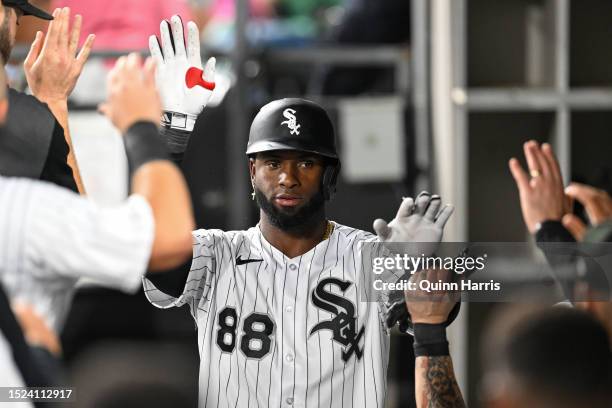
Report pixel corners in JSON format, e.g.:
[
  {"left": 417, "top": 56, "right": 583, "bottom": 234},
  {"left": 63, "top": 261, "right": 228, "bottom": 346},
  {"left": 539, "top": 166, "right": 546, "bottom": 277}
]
[{"left": 483, "top": 306, "right": 612, "bottom": 405}]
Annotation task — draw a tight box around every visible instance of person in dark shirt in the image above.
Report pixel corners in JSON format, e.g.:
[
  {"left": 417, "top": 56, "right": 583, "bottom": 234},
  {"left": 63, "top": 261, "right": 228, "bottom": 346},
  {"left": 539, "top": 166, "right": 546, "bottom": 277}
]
[
  {"left": 314, "top": 0, "right": 410, "bottom": 95},
  {"left": 509, "top": 140, "right": 612, "bottom": 339},
  {"left": 0, "top": 1, "right": 95, "bottom": 192},
  {"left": 3, "top": 88, "right": 76, "bottom": 190},
  {"left": 410, "top": 301, "right": 612, "bottom": 408}
]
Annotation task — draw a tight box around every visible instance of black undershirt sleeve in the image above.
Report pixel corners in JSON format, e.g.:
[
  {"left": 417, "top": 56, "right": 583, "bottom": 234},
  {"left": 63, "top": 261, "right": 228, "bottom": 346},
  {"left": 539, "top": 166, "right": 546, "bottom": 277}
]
[
  {"left": 535, "top": 220, "right": 577, "bottom": 300},
  {"left": 535, "top": 220, "right": 576, "bottom": 244},
  {"left": 159, "top": 127, "right": 190, "bottom": 165},
  {"left": 145, "top": 259, "right": 192, "bottom": 299},
  {"left": 39, "top": 121, "right": 78, "bottom": 193}
]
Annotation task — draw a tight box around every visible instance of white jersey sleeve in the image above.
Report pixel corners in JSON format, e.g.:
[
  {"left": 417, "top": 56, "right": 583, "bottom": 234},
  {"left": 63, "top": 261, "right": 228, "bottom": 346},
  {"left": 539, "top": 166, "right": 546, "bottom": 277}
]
[
  {"left": 0, "top": 176, "right": 155, "bottom": 294},
  {"left": 143, "top": 229, "right": 222, "bottom": 317}
]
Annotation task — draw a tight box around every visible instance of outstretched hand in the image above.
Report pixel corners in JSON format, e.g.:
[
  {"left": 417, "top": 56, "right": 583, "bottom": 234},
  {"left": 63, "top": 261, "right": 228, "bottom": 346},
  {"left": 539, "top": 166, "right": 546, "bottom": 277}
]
[
  {"left": 562, "top": 182, "right": 612, "bottom": 241},
  {"left": 99, "top": 54, "right": 161, "bottom": 134},
  {"left": 509, "top": 141, "right": 571, "bottom": 233},
  {"left": 149, "top": 15, "right": 215, "bottom": 131},
  {"left": 373, "top": 192, "right": 454, "bottom": 255},
  {"left": 24, "top": 7, "right": 95, "bottom": 104}
]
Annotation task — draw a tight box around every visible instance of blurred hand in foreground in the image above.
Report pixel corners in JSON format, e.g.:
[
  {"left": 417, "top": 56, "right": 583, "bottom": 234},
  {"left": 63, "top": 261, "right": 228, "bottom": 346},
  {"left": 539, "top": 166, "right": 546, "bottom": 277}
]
[{"left": 99, "top": 53, "right": 162, "bottom": 134}]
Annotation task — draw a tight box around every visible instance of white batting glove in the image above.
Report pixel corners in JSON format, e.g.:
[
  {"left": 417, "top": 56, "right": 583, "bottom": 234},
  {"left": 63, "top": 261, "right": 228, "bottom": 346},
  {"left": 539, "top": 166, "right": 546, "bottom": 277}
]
[
  {"left": 149, "top": 15, "right": 215, "bottom": 132},
  {"left": 373, "top": 191, "right": 454, "bottom": 256}
]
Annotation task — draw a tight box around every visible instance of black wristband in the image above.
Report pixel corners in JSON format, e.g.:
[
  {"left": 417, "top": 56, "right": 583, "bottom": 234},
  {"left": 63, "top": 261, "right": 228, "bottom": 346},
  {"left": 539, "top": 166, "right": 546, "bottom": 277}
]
[
  {"left": 124, "top": 121, "right": 169, "bottom": 177},
  {"left": 413, "top": 323, "right": 449, "bottom": 357},
  {"left": 159, "top": 126, "right": 191, "bottom": 158},
  {"left": 535, "top": 220, "right": 576, "bottom": 243}
]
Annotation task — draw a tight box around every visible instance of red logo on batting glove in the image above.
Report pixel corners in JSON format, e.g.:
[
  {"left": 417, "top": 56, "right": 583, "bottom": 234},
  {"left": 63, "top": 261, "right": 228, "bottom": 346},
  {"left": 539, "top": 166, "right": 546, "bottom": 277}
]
[{"left": 186, "top": 67, "right": 216, "bottom": 91}]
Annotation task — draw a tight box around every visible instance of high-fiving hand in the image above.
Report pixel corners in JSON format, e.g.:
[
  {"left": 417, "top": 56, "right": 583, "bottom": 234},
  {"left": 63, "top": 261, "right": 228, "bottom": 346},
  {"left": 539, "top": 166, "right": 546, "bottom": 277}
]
[
  {"left": 99, "top": 54, "right": 161, "bottom": 135},
  {"left": 509, "top": 141, "right": 571, "bottom": 233},
  {"left": 373, "top": 192, "right": 454, "bottom": 254},
  {"left": 24, "top": 7, "right": 95, "bottom": 104},
  {"left": 149, "top": 15, "right": 215, "bottom": 132},
  {"left": 562, "top": 183, "right": 612, "bottom": 241}
]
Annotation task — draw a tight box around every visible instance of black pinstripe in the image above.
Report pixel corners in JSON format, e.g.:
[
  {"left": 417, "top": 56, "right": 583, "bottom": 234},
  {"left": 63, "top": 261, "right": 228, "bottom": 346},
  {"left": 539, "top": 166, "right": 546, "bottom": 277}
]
[
  {"left": 350, "top": 241, "right": 360, "bottom": 408},
  {"left": 304, "top": 245, "right": 315, "bottom": 407},
  {"left": 339, "top": 236, "right": 346, "bottom": 408},
  {"left": 216, "top": 234, "right": 234, "bottom": 406},
  {"left": 317, "top": 235, "right": 332, "bottom": 407},
  {"left": 233, "top": 242, "right": 252, "bottom": 408},
  {"left": 290, "top": 255, "right": 303, "bottom": 403},
  {"left": 266, "top": 240, "right": 279, "bottom": 408},
  {"left": 278, "top": 255, "right": 288, "bottom": 408}
]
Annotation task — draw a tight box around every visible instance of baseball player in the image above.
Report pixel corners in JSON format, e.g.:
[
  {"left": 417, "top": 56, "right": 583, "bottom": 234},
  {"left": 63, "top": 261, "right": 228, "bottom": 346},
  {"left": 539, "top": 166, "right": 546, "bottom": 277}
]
[
  {"left": 145, "top": 16, "right": 454, "bottom": 407},
  {"left": 0, "top": 53, "right": 195, "bottom": 346}
]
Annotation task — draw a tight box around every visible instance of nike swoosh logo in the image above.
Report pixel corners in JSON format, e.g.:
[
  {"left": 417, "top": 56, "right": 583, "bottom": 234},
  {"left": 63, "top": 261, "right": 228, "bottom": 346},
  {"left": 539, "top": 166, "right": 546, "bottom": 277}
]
[{"left": 236, "top": 256, "right": 263, "bottom": 266}]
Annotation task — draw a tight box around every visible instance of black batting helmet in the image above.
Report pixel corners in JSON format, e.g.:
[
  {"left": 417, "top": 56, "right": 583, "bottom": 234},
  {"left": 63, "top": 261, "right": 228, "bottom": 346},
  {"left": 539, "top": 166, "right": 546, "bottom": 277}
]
[{"left": 246, "top": 98, "right": 341, "bottom": 200}]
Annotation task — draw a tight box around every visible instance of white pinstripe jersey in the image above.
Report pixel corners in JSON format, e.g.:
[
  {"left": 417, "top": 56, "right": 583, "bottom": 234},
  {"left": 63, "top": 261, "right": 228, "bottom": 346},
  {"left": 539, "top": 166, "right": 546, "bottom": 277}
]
[
  {"left": 0, "top": 176, "right": 154, "bottom": 332},
  {"left": 144, "top": 222, "right": 391, "bottom": 408}
]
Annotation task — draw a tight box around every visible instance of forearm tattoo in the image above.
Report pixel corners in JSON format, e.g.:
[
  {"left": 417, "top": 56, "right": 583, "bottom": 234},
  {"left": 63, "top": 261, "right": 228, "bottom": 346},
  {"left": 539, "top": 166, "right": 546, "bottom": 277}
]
[{"left": 422, "top": 356, "right": 466, "bottom": 408}]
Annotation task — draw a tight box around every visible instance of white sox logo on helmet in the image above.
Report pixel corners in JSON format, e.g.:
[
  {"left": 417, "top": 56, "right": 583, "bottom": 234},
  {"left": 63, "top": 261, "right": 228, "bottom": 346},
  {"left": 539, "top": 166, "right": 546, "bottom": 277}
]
[{"left": 281, "top": 108, "right": 301, "bottom": 135}]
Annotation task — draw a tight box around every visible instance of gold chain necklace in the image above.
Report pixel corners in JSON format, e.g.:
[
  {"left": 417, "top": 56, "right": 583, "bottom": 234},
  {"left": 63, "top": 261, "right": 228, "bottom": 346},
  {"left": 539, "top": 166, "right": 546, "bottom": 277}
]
[{"left": 322, "top": 221, "right": 334, "bottom": 241}]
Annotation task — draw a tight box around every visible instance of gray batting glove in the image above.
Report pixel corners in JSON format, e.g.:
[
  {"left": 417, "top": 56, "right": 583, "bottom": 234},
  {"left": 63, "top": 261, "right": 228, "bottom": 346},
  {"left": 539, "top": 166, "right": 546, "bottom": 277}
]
[{"left": 373, "top": 191, "right": 454, "bottom": 255}]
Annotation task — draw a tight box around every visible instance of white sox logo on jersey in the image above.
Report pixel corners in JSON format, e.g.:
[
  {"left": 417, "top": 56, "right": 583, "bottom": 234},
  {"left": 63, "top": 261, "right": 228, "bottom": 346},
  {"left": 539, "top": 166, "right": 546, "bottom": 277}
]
[
  {"left": 309, "top": 277, "right": 365, "bottom": 362},
  {"left": 281, "top": 108, "right": 301, "bottom": 135}
]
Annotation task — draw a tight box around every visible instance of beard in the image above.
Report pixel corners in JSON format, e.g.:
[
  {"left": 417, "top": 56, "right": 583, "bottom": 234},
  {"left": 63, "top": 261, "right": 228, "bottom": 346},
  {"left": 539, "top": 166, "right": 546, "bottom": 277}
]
[
  {"left": 0, "top": 8, "right": 12, "bottom": 63},
  {"left": 255, "top": 187, "right": 325, "bottom": 231}
]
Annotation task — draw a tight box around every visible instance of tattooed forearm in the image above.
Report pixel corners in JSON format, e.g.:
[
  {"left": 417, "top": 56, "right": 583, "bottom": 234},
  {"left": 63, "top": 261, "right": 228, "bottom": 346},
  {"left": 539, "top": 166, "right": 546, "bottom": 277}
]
[{"left": 415, "top": 356, "right": 466, "bottom": 408}]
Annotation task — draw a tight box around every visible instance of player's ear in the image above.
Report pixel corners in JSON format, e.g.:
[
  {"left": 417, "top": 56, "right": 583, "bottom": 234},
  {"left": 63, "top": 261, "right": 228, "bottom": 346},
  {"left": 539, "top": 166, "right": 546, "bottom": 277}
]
[{"left": 248, "top": 157, "right": 256, "bottom": 180}]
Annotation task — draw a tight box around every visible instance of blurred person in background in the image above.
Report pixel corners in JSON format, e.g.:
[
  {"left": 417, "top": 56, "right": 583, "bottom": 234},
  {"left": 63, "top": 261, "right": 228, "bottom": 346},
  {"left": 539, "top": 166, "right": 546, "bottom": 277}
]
[
  {"left": 11, "top": 1, "right": 50, "bottom": 54},
  {"left": 273, "top": 0, "right": 341, "bottom": 41},
  {"left": 51, "top": 0, "right": 192, "bottom": 51},
  {"left": 313, "top": 0, "right": 410, "bottom": 95},
  {"left": 0, "top": 51, "right": 195, "bottom": 390},
  {"left": 0, "top": 2, "right": 94, "bottom": 193},
  {"left": 480, "top": 306, "right": 612, "bottom": 408},
  {"left": 0, "top": 63, "right": 61, "bottom": 398},
  {"left": 407, "top": 227, "right": 612, "bottom": 407},
  {"left": 194, "top": 0, "right": 274, "bottom": 49},
  {"left": 509, "top": 141, "right": 612, "bottom": 339},
  {"left": 407, "top": 294, "right": 612, "bottom": 408},
  {"left": 193, "top": 0, "right": 340, "bottom": 49},
  {"left": 7, "top": 0, "right": 48, "bottom": 84},
  {"left": 46, "top": 0, "right": 195, "bottom": 104}
]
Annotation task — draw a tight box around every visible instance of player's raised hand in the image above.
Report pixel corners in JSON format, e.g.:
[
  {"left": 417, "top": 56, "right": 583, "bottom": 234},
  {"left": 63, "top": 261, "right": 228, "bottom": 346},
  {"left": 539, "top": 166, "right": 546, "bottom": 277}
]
[
  {"left": 24, "top": 7, "right": 95, "bottom": 104},
  {"left": 99, "top": 53, "right": 161, "bottom": 134},
  {"left": 373, "top": 191, "right": 454, "bottom": 255},
  {"left": 509, "top": 141, "right": 570, "bottom": 233},
  {"left": 150, "top": 15, "right": 215, "bottom": 132},
  {"left": 561, "top": 182, "right": 612, "bottom": 241}
]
